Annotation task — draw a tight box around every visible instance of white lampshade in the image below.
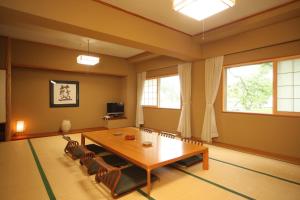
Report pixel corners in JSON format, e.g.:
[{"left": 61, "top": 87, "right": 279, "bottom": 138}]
[
  {"left": 77, "top": 55, "right": 100, "bottom": 66},
  {"left": 16, "top": 121, "right": 25, "bottom": 133},
  {"left": 173, "top": 0, "right": 235, "bottom": 21}
]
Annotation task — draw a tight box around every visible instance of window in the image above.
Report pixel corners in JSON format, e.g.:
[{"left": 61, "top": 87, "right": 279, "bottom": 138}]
[
  {"left": 142, "top": 75, "right": 181, "bottom": 109},
  {"left": 142, "top": 78, "right": 157, "bottom": 106},
  {"left": 159, "top": 76, "right": 181, "bottom": 109},
  {"left": 225, "top": 62, "right": 273, "bottom": 114},
  {"left": 277, "top": 59, "right": 300, "bottom": 112},
  {"left": 224, "top": 56, "right": 300, "bottom": 116}
]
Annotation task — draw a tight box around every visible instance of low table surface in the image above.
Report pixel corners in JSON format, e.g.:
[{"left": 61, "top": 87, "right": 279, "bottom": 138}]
[{"left": 82, "top": 127, "right": 208, "bottom": 170}]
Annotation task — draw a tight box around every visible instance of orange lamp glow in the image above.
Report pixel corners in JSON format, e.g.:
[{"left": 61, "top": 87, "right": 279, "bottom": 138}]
[{"left": 16, "top": 121, "right": 25, "bottom": 133}]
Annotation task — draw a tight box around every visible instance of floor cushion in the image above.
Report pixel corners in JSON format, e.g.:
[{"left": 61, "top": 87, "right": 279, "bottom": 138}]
[
  {"left": 86, "top": 144, "right": 107, "bottom": 154},
  {"left": 176, "top": 155, "right": 203, "bottom": 167},
  {"left": 114, "top": 166, "right": 158, "bottom": 196}
]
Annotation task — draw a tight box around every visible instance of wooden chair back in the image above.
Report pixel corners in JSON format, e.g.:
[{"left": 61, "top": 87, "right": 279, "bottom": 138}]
[
  {"left": 140, "top": 127, "right": 154, "bottom": 133},
  {"left": 63, "top": 137, "right": 80, "bottom": 155},
  {"left": 63, "top": 136, "right": 95, "bottom": 161},
  {"left": 159, "top": 131, "right": 176, "bottom": 139},
  {"left": 181, "top": 138, "right": 203, "bottom": 146},
  {"left": 94, "top": 157, "right": 121, "bottom": 198},
  {"left": 79, "top": 148, "right": 95, "bottom": 165}
]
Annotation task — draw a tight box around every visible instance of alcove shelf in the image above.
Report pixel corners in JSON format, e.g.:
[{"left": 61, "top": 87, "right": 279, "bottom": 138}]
[
  {"left": 102, "top": 116, "right": 127, "bottom": 120},
  {"left": 102, "top": 116, "right": 128, "bottom": 129}
]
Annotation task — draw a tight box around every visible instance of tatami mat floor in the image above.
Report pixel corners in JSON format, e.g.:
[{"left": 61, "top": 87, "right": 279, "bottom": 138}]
[{"left": 0, "top": 134, "right": 299, "bottom": 200}]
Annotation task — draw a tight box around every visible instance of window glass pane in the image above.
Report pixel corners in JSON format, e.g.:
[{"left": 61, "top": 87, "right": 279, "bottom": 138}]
[
  {"left": 277, "top": 58, "right": 300, "bottom": 113},
  {"left": 159, "top": 76, "right": 180, "bottom": 109},
  {"left": 294, "top": 99, "right": 300, "bottom": 112},
  {"left": 142, "top": 79, "right": 157, "bottom": 106},
  {"left": 294, "top": 72, "right": 300, "bottom": 85},
  {"left": 277, "top": 73, "right": 293, "bottom": 86},
  {"left": 277, "top": 86, "right": 293, "bottom": 98},
  {"left": 278, "top": 60, "right": 293, "bottom": 73},
  {"left": 278, "top": 99, "right": 293, "bottom": 112},
  {"left": 294, "top": 86, "right": 300, "bottom": 98},
  {"left": 294, "top": 59, "right": 300, "bottom": 72},
  {"left": 226, "top": 62, "right": 273, "bottom": 113}
]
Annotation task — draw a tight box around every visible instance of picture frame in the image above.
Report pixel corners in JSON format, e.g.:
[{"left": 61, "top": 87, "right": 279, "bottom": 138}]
[{"left": 49, "top": 80, "right": 79, "bottom": 107}]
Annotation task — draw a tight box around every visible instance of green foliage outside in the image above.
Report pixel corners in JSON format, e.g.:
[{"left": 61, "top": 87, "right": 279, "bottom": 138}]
[
  {"left": 159, "top": 77, "right": 180, "bottom": 108},
  {"left": 228, "top": 63, "right": 273, "bottom": 112}
]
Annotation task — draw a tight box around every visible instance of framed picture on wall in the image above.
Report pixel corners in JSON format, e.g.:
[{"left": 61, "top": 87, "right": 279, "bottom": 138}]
[{"left": 49, "top": 80, "right": 79, "bottom": 107}]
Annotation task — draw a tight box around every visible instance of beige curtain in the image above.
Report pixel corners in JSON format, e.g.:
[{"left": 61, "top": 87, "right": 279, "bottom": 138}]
[
  {"left": 177, "top": 63, "right": 192, "bottom": 138},
  {"left": 201, "top": 56, "right": 224, "bottom": 143},
  {"left": 136, "top": 72, "right": 146, "bottom": 127}
]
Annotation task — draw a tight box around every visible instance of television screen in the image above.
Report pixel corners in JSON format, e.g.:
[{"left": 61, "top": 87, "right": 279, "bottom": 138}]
[{"left": 107, "top": 103, "right": 124, "bottom": 115}]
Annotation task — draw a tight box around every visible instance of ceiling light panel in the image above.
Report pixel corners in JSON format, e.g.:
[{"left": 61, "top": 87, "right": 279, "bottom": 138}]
[{"left": 173, "top": 0, "right": 235, "bottom": 21}]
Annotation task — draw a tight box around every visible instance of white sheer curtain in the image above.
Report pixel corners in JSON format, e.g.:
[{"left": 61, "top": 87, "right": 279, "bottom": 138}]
[
  {"left": 135, "top": 72, "right": 146, "bottom": 127},
  {"left": 177, "top": 63, "right": 192, "bottom": 138},
  {"left": 201, "top": 56, "right": 224, "bottom": 143}
]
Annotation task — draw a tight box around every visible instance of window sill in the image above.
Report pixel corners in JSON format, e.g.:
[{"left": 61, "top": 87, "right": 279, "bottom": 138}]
[
  {"left": 222, "top": 111, "right": 300, "bottom": 118},
  {"left": 143, "top": 106, "right": 181, "bottom": 111}
]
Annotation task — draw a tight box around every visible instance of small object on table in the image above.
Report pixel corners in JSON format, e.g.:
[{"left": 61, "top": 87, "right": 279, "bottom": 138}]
[
  {"left": 142, "top": 141, "right": 152, "bottom": 147},
  {"left": 125, "top": 134, "right": 135, "bottom": 140}
]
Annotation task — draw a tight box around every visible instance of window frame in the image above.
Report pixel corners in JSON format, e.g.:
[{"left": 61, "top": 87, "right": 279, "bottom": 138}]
[
  {"left": 142, "top": 74, "right": 181, "bottom": 110},
  {"left": 141, "top": 77, "right": 158, "bottom": 107},
  {"left": 222, "top": 55, "right": 300, "bottom": 117}
]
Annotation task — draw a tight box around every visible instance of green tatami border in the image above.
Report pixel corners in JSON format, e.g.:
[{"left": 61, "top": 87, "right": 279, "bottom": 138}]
[
  {"left": 209, "top": 157, "right": 300, "bottom": 185},
  {"left": 26, "top": 136, "right": 297, "bottom": 200},
  {"left": 27, "top": 139, "right": 56, "bottom": 200},
  {"left": 137, "top": 188, "right": 156, "bottom": 200},
  {"left": 173, "top": 166, "right": 255, "bottom": 200},
  {"left": 28, "top": 139, "right": 153, "bottom": 200}
]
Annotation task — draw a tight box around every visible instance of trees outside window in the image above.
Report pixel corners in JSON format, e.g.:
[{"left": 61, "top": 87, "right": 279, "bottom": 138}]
[
  {"left": 142, "top": 75, "right": 180, "bottom": 109},
  {"left": 224, "top": 56, "right": 300, "bottom": 116}
]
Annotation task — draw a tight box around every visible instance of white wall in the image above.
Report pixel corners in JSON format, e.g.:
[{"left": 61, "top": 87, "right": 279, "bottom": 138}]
[{"left": 0, "top": 70, "right": 5, "bottom": 123}]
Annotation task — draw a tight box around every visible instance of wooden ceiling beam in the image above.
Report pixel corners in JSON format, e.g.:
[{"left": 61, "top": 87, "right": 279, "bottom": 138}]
[
  {"left": 193, "top": 1, "right": 300, "bottom": 44},
  {"left": 0, "top": 0, "right": 202, "bottom": 61},
  {"left": 127, "top": 52, "right": 160, "bottom": 63}
]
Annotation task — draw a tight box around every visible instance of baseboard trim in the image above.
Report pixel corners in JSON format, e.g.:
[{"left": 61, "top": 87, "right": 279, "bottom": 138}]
[
  {"left": 212, "top": 141, "right": 300, "bottom": 165},
  {"left": 11, "top": 127, "right": 108, "bottom": 141}
]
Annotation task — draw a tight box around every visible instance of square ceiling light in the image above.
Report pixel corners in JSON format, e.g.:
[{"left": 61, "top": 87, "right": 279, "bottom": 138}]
[{"left": 173, "top": 0, "right": 235, "bottom": 21}]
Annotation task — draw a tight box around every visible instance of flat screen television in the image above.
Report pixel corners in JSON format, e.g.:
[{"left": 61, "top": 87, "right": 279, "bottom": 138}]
[{"left": 107, "top": 102, "right": 124, "bottom": 115}]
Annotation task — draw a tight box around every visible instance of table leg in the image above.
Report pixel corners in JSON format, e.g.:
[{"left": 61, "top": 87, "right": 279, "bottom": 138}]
[
  {"left": 146, "top": 169, "right": 151, "bottom": 195},
  {"left": 81, "top": 135, "right": 85, "bottom": 146},
  {"left": 202, "top": 149, "right": 209, "bottom": 170}
]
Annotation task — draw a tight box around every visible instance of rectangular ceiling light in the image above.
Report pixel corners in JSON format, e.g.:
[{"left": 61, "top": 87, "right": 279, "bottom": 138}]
[
  {"left": 77, "top": 55, "right": 100, "bottom": 66},
  {"left": 173, "top": 0, "right": 235, "bottom": 21}
]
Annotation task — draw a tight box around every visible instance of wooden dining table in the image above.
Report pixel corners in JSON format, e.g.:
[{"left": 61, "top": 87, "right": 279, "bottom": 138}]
[{"left": 81, "top": 127, "right": 209, "bottom": 195}]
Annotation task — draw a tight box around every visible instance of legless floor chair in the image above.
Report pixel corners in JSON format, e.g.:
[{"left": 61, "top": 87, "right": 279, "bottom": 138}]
[
  {"left": 63, "top": 135, "right": 98, "bottom": 160},
  {"left": 63, "top": 136, "right": 128, "bottom": 175},
  {"left": 158, "top": 131, "right": 177, "bottom": 139},
  {"left": 94, "top": 156, "right": 158, "bottom": 198},
  {"left": 175, "top": 138, "right": 203, "bottom": 167},
  {"left": 86, "top": 143, "right": 128, "bottom": 168},
  {"left": 140, "top": 127, "right": 155, "bottom": 133}
]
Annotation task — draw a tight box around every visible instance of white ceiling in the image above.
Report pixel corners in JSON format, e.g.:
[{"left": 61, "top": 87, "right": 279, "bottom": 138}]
[
  {"left": 0, "top": 0, "right": 293, "bottom": 59},
  {"left": 100, "top": 0, "right": 293, "bottom": 35},
  {"left": 0, "top": 23, "right": 144, "bottom": 58}
]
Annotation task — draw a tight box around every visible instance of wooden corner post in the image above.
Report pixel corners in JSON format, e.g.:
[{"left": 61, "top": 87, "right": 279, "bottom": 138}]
[{"left": 5, "top": 37, "right": 12, "bottom": 141}]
